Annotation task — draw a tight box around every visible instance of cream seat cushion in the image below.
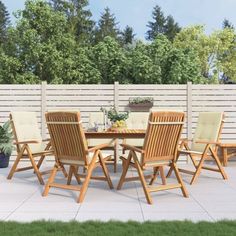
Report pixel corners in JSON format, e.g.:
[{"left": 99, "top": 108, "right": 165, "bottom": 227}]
[
  {"left": 60, "top": 151, "right": 110, "bottom": 166},
  {"left": 124, "top": 112, "right": 149, "bottom": 147},
  {"left": 191, "top": 112, "right": 223, "bottom": 153},
  {"left": 11, "top": 112, "right": 46, "bottom": 154}
]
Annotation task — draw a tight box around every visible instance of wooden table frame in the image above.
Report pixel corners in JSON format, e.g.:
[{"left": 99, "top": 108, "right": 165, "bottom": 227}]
[
  {"left": 218, "top": 143, "right": 236, "bottom": 166},
  {"left": 85, "top": 130, "right": 146, "bottom": 139},
  {"left": 85, "top": 129, "right": 146, "bottom": 171}
]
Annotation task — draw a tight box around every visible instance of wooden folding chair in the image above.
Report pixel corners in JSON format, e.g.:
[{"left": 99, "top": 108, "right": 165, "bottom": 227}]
[
  {"left": 43, "top": 111, "right": 113, "bottom": 203},
  {"left": 167, "top": 112, "right": 228, "bottom": 184},
  {"left": 117, "top": 111, "right": 188, "bottom": 205},
  {"left": 7, "top": 112, "right": 57, "bottom": 185}
]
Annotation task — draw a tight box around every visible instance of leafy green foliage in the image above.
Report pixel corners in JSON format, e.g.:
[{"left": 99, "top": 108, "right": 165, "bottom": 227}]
[
  {"left": 1, "top": 1, "right": 236, "bottom": 84},
  {"left": 0, "top": 0, "right": 10, "bottom": 45},
  {"left": 91, "top": 36, "right": 126, "bottom": 84},
  {"left": 106, "top": 107, "right": 129, "bottom": 122},
  {"left": 0, "top": 120, "right": 14, "bottom": 156},
  {"left": 129, "top": 97, "right": 153, "bottom": 104},
  {"left": 49, "top": 0, "right": 95, "bottom": 44}
]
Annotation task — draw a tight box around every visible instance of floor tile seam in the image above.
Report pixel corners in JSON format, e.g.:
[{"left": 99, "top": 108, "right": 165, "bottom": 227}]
[
  {"left": 190, "top": 193, "right": 216, "bottom": 222},
  {"left": 3, "top": 189, "right": 39, "bottom": 221},
  {"left": 134, "top": 180, "right": 145, "bottom": 222}
]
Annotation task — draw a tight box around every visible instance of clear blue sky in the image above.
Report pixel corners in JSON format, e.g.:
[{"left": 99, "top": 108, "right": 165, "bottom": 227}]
[{"left": 2, "top": 0, "right": 236, "bottom": 40}]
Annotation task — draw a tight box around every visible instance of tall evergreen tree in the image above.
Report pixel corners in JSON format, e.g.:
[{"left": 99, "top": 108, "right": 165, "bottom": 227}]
[
  {"left": 146, "top": 5, "right": 166, "bottom": 40},
  {"left": 146, "top": 5, "right": 180, "bottom": 41},
  {"left": 121, "top": 25, "right": 135, "bottom": 45},
  {"left": 0, "top": 1, "right": 10, "bottom": 44},
  {"left": 164, "top": 15, "right": 181, "bottom": 41},
  {"left": 94, "top": 7, "right": 119, "bottom": 43},
  {"left": 49, "top": 0, "right": 95, "bottom": 44},
  {"left": 223, "top": 18, "right": 234, "bottom": 29}
]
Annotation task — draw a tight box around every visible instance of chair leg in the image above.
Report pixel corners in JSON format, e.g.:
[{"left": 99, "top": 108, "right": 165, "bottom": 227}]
[
  {"left": 114, "top": 144, "right": 117, "bottom": 173},
  {"left": 172, "top": 163, "right": 188, "bottom": 198},
  {"left": 133, "top": 154, "right": 152, "bottom": 205},
  {"left": 166, "top": 151, "right": 181, "bottom": 177},
  {"left": 211, "top": 148, "right": 228, "bottom": 180},
  {"left": 159, "top": 166, "right": 166, "bottom": 185},
  {"left": 149, "top": 167, "right": 159, "bottom": 185},
  {"left": 77, "top": 155, "right": 97, "bottom": 203},
  {"left": 36, "top": 155, "right": 45, "bottom": 170},
  {"left": 99, "top": 152, "right": 114, "bottom": 189},
  {"left": 117, "top": 152, "right": 132, "bottom": 190},
  {"left": 73, "top": 166, "right": 82, "bottom": 184},
  {"left": 67, "top": 166, "right": 73, "bottom": 185},
  {"left": 42, "top": 164, "right": 58, "bottom": 196},
  {"left": 7, "top": 152, "right": 22, "bottom": 180},
  {"left": 28, "top": 153, "right": 45, "bottom": 185},
  {"left": 190, "top": 155, "right": 206, "bottom": 185}
]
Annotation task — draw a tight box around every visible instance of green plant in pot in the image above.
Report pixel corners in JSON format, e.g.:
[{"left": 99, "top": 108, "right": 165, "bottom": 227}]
[
  {"left": 0, "top": 121, "right": 14, "bottom": 168},
  {"left": 101, "top": 107, "right": 129, "bottom": 130}
]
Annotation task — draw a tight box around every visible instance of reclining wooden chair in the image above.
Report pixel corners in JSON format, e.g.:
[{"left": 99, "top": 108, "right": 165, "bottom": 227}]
[
  {"left": 117, "top": 111, "right": 188, "bottom": 204},
  {"left": 43, "top": 111, "right": 113, "bottom": 203},
  {"left": 7, "top": 112, "right": 55, "bottom": 185},
  {"left": 167, "top": 112, "right": 228, "bottom": 184}
]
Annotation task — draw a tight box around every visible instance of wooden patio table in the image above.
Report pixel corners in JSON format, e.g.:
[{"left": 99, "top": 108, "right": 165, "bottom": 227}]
[
  {"left": 85, "top": 129, "right": 146, "bottom": 139},
  {"left": 218, "top": 142, "right": 236, "bottom": 166}
]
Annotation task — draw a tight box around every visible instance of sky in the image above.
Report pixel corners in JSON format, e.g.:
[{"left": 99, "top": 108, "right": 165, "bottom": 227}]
[{"left": 2, "top": 0, "right": 236, "bottom": 40}]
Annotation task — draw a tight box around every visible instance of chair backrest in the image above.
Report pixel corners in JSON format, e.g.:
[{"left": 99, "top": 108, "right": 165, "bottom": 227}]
[
  {"left": 191, "top": 112, "right": 224, "bottom": 152},
  {"left": 142, "top": 111, "right": 185, "bottom": 164},
  {"left": 46, "top": 111, "right": 88, "bottom": 164},
  {"left": 124, "top": 112, "right": 149, "bottom": 147},
  {"left": 10, "top": 112, "right": 42, "bottom": 153},
  {"left": 126, "top": 112, "right": 149, "bottom": 129}
]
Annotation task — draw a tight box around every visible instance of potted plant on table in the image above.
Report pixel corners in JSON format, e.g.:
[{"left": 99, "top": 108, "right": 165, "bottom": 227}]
[
  {"left": 0, "top": 121, "right": 14, "bottom": 168},
  {"left": 101, "top": 107, "right": 129, "bottom": 131}
]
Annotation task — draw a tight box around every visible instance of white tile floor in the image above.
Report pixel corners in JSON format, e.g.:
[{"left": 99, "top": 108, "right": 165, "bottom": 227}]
[{"left": 1, "top": 161, "right": 236, "bottom": 222}]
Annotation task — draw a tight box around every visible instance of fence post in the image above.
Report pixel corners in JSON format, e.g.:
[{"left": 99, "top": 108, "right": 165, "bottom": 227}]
[
  {"left": 114, "top": 81, "right": 119, "bottom": 112},
  {"left": 187, "top": 81, "right": 192, "bottom": 163},
  {"left": 41, "top": 81, "right": 47, "bottom": 139}
]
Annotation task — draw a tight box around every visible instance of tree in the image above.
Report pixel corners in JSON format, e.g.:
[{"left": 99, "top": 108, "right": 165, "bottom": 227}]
[
  {"left": 223, "top": 18, "right": 234, "bottom": 29},
  {"left": 49, "top": 0, "right": 95, "bottom": 44},
  {"left": 146, "top": 5, "right": 166, "bottom": 40},
  {"left": 94, "top": 7, "right": 120, "bottom": 43},
  {"left": 0, "top": 1, "right": 10, "bottom": 44},
  {"left": 91, "top": 36, "right": 126, "bottom": 83},
  {"left": 146, "top": 5, "right": 180, "bottom": 41},
  {"left": 121, "top": 25, "right": 135, "bottom": 45},
  {"left": 162, "top": 47, "right": 203, "bottom": 84},
  {"left": 164, "top": 15, "right": 181, "bottom": 41},
  {"left": 2, "top": 0, "right": 100, "bottom": 84}
]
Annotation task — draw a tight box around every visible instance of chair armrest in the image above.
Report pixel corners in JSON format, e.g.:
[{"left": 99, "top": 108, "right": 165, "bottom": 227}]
[
  {"left": 87, "top": 142, "right": 114, "bottom": 153},
  {"left": 195, "top": 140, "right": 220, "bottom": 145},
  {"left": 120, "top": 144, "right": 144, "bottom": 153},
  {"left": 42, "top": 139, "right": 50, "bottom": 142},
  {"left": 14, "top": 140, "right": 39, "bottom": 145}
]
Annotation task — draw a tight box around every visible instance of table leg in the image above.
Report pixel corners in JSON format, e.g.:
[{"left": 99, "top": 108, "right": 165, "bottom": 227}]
[{"left": 223, "top": 147, "right": 228, "bottom": 167}]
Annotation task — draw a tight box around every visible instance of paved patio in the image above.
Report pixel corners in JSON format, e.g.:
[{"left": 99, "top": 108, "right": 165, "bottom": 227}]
[{"left": 0, "top": 161, "right": 236, "bottom": 222}]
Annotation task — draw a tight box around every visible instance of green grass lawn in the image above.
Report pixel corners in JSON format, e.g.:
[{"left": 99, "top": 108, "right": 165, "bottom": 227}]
[{"left": 1, "top": 220, "right": 236, "bottom": 236}]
